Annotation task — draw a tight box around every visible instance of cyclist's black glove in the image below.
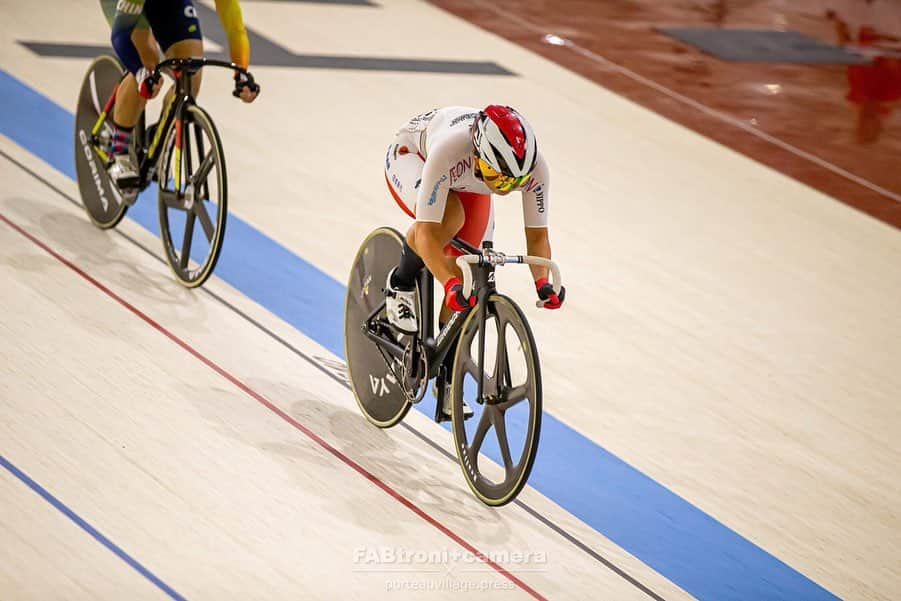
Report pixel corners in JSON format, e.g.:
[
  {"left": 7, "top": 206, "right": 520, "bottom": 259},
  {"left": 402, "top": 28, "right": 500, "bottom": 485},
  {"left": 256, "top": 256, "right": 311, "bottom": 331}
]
[
  {"left": 233, "top": 71, "right": 260, "bottom": 99},
  {"left": 535, "top": 278, "right": 565, "bottom": 310}
]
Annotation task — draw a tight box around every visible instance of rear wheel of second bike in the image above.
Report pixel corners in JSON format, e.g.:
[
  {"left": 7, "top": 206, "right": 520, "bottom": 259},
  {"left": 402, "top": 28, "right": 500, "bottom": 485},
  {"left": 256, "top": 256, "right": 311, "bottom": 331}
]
[
  {"left": 74, "top": 54, "right": 130, "bottom": 229},
  {"left": 157, "top": 104, "right": 227, "bottom": 288}
]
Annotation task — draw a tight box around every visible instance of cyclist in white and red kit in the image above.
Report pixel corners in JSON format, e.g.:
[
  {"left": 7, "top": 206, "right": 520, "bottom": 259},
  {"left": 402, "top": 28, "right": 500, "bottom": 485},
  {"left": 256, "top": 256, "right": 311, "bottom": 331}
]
[{"left": 383, "top": 105, "right": 565, "bottom": 337}]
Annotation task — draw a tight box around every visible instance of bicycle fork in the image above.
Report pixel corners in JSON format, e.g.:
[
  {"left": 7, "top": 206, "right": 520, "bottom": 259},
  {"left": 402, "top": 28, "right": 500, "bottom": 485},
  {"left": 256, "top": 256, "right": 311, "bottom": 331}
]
[{"left": 427, "top": 253, "right": 494, "bottom": 422}]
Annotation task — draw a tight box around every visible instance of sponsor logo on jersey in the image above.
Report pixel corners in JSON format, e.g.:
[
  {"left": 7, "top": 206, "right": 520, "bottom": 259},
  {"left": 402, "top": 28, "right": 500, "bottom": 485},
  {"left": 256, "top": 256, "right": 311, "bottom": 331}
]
[
  {"left": 449, "top": 112, "right": 478, "bottom": 127},
  {"left": 523, "top": 178, "right": 540, "bottom": 193},
  {"left": 184, "top": 5, "right": 197, "bottom": 18},
  {"left": 427, "top": 174, "right": 448, "bottom": 205},
  {"left": 448, "top": 157, "right": 471, "bottom": 186},
  {"left": 116, "top": 0, "right": 142, "bottom": 15},
  {"left": 523, "top": 178, "right": 545, "bottom": 212},
  {"left": 404, "top": 109, "right": 437, "bottom": 133}
]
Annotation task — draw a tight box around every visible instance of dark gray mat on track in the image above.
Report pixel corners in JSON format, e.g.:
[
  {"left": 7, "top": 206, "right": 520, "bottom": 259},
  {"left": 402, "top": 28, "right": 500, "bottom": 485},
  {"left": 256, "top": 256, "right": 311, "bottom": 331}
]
[{"left": 658, "top": 28, "right": 867, "bottom": 64}]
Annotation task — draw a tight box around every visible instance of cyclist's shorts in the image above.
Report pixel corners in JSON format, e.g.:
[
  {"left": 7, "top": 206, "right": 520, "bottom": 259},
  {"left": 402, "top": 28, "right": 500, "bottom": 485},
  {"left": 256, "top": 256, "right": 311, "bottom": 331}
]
[
  {"left": 101, "top": 0, "right": 203, "bottom": 52},
  {"left": 384, "top": 141, "right": 495, "bottom": 256}
]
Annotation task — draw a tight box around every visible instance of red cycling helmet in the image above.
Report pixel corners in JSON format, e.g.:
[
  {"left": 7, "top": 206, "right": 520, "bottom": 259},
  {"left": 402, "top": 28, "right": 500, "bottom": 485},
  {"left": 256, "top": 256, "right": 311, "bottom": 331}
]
[{"left": 471, "top": 105, "right": 538, "bottom": 192}]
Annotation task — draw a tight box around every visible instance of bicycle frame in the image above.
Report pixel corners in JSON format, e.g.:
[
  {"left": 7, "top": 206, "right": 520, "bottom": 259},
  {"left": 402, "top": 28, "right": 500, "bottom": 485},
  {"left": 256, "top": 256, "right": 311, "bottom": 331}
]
[
  {"left": 362, "top": 238, "right": 495, "bottom": 381},
  {"left": 87, "top": 58, "right": 254, "bottom": 193},
  {"left": 361, "top": 234, "right": 562, "bottom": 412}
]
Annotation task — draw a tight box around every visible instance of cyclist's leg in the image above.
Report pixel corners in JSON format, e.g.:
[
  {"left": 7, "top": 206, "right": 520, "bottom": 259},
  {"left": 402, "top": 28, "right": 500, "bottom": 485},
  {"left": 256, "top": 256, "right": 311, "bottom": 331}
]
[
  {"left": 145, "top": 0, "right": 204, "bottom": 98},
  {"left": 385, "top": 142, "right": 471, "bottom": 277},
  {"left": 399, "top": 193, "right": 466, "bottom": 290},
  {"left": 384, "top": 142, "right": 427, "bottom": 289},
  {"left": 434, "top": 192, "right": 492, "bottom": 323},
  {"left": 445, "top": 191, "right": 494, "bottom": 255},
  {"left": 100, "top": 0, "right": 156, "bottom": 128},
  {"left": 434, "top": 193, "right": 490, "bottom": 418},
  {"left": 383, "top": 140, "right": 466, "bottom": 332},
  {"left": 101, "top": 0, "right": 159, "bottom": 186},
  {"left": 384, "top": 141, "right": 420, "bottom": 218},
  {"left": 382, "top": 141, "right": 427, "bottom": 332}
]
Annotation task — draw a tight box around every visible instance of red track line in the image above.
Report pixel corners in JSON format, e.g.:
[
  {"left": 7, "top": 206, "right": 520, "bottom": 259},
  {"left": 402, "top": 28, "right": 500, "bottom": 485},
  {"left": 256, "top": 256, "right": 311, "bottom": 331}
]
[{"left": 0, "top": 212, "right": 547, "bottom": 601}]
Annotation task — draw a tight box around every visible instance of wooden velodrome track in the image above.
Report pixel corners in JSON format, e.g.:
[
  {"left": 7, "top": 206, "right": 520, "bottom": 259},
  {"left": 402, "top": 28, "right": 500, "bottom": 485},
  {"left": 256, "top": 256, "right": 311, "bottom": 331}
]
[{"left": 1, "top": 1, "right": 899, "bottom": 600}]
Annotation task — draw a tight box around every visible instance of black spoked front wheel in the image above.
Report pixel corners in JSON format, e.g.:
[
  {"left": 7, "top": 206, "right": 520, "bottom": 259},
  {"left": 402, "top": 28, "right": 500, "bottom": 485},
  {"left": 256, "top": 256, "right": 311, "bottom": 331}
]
[
  {"left": 74, "top": 54, "right": 130, "bottom": 229},
  {"left": 451, "top": 294, "right": 542, "bottom": 506},
  {"left": 157, "top": 104, "right": 227, "bottom": 288},
  {"left": 344, "top": 227, "right": 416, "bottom": 428}
]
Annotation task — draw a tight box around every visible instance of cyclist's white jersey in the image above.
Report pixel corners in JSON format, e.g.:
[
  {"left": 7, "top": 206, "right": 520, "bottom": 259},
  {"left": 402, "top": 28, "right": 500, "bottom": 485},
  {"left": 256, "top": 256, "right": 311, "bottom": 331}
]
[{"left": 386, "top": 106, "right": 549, "bottom": 227}]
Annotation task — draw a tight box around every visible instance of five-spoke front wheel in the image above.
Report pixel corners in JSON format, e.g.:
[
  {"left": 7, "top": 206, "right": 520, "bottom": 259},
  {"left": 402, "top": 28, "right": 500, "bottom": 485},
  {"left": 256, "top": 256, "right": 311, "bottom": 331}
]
[
  {"left": 451, "top": 294, "right": 542, "bottom": 506},
  {"left": 157, "top": 104, "right": 227, "bottom": 288}
]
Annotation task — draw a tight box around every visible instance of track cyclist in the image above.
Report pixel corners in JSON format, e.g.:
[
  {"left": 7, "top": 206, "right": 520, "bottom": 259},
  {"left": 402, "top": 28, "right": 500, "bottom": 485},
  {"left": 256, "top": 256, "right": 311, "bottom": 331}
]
[
  {"left": 383, "top": 105, "right": 566, "bottom": 418},
  {"left": 100, "top": 0, "right": 260, "bottom": 189}
]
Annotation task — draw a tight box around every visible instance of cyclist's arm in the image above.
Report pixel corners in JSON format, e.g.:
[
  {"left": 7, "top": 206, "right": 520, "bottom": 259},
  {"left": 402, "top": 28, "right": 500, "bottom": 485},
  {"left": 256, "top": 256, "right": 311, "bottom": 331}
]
[
  {"left": 524, "top": 227, "right": 551, "bottom": 281},
  {"left": 521, "top": 154, "right": 551, "bottom": 281},
  {"left": 110, "top": 0, "right": 149, "bottom": 73},
  {"left": 214, "top": 0, "right": 251, "bottom": 68},
  {"left": 412, "top": 222, "right": 459, "bottom": 285}
]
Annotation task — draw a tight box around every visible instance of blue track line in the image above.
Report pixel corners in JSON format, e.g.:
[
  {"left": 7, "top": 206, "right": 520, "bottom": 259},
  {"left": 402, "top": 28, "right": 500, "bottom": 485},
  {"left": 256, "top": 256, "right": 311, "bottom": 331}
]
[{"left": 0, "top": 454, "right": 188, "bottom": 601}]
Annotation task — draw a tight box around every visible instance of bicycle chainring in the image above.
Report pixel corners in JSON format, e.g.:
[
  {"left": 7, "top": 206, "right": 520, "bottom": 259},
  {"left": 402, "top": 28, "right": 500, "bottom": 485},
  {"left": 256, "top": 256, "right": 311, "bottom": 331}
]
[{"left": 401, "top": 337, "right": 428, "bottom": 403}]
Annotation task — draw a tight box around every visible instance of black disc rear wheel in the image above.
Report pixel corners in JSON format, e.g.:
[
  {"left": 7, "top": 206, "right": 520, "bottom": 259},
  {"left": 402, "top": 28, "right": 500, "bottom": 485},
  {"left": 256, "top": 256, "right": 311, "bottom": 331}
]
[
  {"left": 344, "top": 227, "right": 416, "bottom": 428},
  {"left": 74, "top": 54, "right": 129, "bottom": 229}
]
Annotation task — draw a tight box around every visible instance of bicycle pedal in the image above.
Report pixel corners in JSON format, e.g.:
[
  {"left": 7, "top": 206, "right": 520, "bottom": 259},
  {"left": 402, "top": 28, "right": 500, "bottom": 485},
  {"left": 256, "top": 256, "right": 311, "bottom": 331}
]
[
  {"left": 114, "top": 176, "right": 141, "bottom": 191},
  {"left": 435, "top": 404, "right": 474, "bottom": 423},
  {"left": 123, "top": 192, "right": 139, "bottom": 206},
  {"left": 433, "top": 377, "right": 447, "bottom": 423},
  {"left": 433, "top": 377, "right": 474, "bottom": 423}
]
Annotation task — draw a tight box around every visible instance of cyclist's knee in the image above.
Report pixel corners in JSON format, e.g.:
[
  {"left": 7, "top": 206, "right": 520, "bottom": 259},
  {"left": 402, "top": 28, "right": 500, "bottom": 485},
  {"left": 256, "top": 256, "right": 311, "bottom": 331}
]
[
  {"left": 165, "top": 38, "right": 203, "bottom": 59},
  {"left": 130, "top": 28, "right": 161, "bottom": 69},
  {"left": 407, "top": 222, "right": 432, "bottom": 255},
  {"left": 112, "top": 75, "right": 147, "bottom": 128}
]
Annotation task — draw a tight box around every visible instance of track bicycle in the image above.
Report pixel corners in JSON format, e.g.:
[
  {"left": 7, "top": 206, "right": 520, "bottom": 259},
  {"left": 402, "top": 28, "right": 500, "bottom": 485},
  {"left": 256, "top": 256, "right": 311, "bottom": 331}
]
[
  {"left": 74, "top": 55, "right": 258, "bottom": 287},
  {"left": 344, "top": 227, "right": 562, "bottom": 506}
]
